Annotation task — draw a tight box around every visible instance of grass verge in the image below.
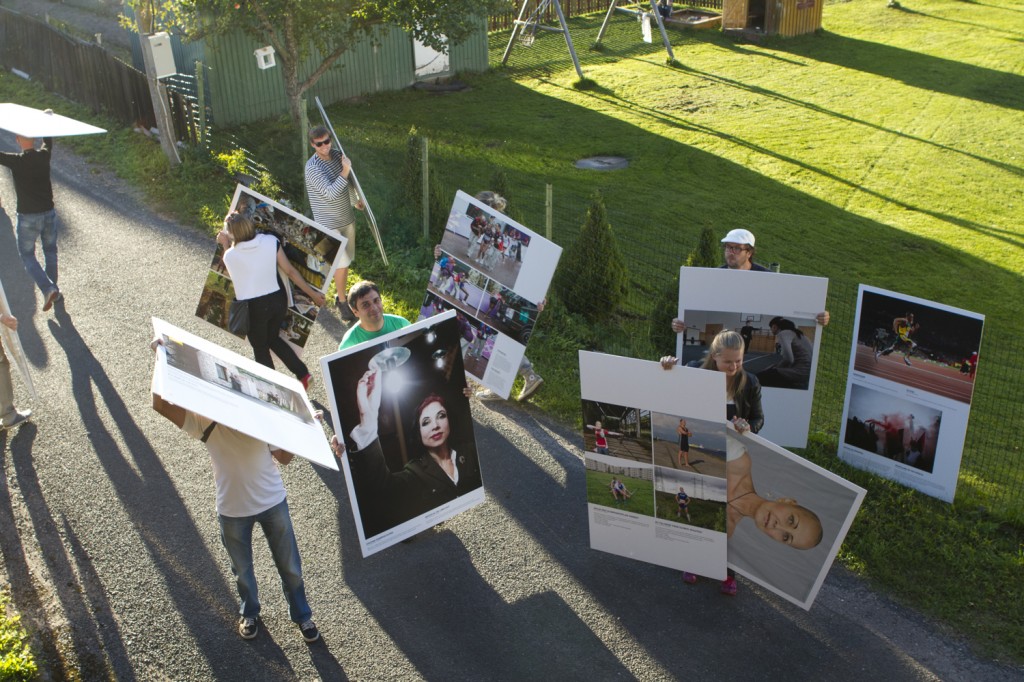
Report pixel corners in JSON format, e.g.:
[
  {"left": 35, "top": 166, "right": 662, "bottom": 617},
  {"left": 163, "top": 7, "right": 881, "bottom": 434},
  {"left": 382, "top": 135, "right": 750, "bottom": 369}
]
[{"left": 0, "top": 589, "right": 37, "bottom": 681}]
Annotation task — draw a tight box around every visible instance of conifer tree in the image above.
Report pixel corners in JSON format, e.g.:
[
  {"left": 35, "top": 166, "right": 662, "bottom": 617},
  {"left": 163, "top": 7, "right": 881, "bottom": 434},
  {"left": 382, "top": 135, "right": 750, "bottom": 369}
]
[{"left": 554, "top": 192, "right": 627, "bottom": 322}]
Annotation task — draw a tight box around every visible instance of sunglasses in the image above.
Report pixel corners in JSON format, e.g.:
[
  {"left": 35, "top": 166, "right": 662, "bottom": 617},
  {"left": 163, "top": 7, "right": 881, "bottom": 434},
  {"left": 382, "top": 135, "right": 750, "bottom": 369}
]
[{"left": 312, "top": 138, "right": 331, "bottom": 148}]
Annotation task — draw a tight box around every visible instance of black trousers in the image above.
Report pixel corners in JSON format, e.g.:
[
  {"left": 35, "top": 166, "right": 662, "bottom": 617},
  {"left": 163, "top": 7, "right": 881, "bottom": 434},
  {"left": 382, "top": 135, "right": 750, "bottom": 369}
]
[{"left": 245, "top": 288, "right": 308, "bottom": 379}]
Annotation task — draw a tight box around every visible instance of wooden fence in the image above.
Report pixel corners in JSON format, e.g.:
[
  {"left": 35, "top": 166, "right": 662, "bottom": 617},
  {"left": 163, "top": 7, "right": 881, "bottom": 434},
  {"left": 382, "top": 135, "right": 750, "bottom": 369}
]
[
  {"left": 489, "top": 0, "right": 723, "bottom": 31},
  {"left": 0, "top": 8, "right": 200, "bottom": 144}
]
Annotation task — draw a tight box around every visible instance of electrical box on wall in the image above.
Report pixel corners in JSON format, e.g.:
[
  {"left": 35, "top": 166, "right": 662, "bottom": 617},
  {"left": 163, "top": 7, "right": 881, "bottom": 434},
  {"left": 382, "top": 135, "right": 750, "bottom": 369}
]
[
  {"left": 254, "top": 46, "right": 276, "bottom": 70},
  {"left": 146, "top": 32, "right": 176, "bottom": 79}
]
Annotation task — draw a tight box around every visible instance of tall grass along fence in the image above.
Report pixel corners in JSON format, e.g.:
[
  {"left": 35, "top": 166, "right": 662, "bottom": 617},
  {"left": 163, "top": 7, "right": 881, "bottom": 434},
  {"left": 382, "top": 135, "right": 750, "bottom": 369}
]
[
  {"left": 409, "top": 136, "right": 1022, "bottom": 523},
  {"left": 0, "top": 7, "right": 202, "bottom": 145},
  {"left": 489, "top": 0, "right": 724, "bottom": 32}
]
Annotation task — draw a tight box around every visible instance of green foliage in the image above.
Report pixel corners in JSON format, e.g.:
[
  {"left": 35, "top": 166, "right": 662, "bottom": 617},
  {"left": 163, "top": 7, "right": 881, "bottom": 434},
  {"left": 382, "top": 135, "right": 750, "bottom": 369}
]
[
  {"left": 0, "top": 590, "right": 37, "bottom": 681},
  {"left": 554, "top": 192, "right": 627, "bottom": 322},
  {"left": 487, "top": 169, "right": 525, "bottom": 223},
  {"left": 685, "top": 227, "right": 719, "bottom": 268},
  {"left": 650, "top": 227, "right": 721, "bottom": 352}
]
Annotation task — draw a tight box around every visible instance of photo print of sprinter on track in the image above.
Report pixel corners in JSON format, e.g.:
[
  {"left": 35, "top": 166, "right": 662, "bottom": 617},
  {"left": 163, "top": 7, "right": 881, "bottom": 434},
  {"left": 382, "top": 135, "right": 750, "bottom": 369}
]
[
  {"left": 725, "top": 428, "right": 865, "bottom": 611},
  {"left": 321, "top": 311, "right": 485, "bottom": 557},
  {"left": 839, "top": 286, "right": 984, "bottom": 503},
  {"left": 580, "top": 351, "right": 728, "bottom": 580},
  {"left": 195, "top": 185, "right": 346, "bottom": 357},
  {"left": 422, "top": 190, "right": 562, "bottom": 399},
  {"left": 675, "top": 268, "right": 828, "bottom": 448},
  {"left": 150, "top": 318, "right": 336, "bottom": 470}
]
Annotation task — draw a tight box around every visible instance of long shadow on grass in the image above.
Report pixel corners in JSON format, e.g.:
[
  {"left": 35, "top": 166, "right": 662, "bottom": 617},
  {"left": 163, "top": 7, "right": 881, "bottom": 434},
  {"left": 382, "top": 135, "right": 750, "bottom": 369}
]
[
  {"left": 646, "top": 58, "right": 1024, "bottom": 178},
  {"left": 536, "top": 76, "right": 1024, "bottom": 251},
  {"left": 774, "top": 32, "right": 1024, "bottom": 112},
  {"left": 894, "top": 5, "right": 1024, "bottom": 39},
  {"left": 967, "top": 0, "right": 1024, "bottom": 13}
]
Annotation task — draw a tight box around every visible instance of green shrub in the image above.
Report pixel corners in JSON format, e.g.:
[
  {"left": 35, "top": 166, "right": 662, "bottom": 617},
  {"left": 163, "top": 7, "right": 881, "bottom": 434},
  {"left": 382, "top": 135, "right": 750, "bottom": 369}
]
[
  {"left": 554, "top": 191, "right": 627, "bottom": 322},
  {"left": 0, "top": 590, "right": 37, "bottom": 681},
  {"left": 685, "top": 227, "right": 719, "bottom": 268}
]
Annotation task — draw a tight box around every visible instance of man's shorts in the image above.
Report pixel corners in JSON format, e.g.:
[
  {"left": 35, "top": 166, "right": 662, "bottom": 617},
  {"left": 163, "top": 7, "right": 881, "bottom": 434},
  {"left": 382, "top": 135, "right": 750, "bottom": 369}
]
[{"left": 333, "top": 221, "right": 356, "bottom": 268}]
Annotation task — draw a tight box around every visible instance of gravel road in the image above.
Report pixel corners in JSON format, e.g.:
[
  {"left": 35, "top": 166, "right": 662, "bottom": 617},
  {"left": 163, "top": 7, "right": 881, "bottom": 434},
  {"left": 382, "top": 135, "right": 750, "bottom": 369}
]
[{"left": 0, "top": 131, "right": 1021, "bottom": 681}]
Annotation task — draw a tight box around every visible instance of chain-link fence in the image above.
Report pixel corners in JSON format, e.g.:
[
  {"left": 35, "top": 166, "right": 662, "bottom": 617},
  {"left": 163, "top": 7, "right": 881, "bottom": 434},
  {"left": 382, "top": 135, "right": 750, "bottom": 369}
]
[{"left": 408, "top": 132, "right": 1022, "bottom": 523}]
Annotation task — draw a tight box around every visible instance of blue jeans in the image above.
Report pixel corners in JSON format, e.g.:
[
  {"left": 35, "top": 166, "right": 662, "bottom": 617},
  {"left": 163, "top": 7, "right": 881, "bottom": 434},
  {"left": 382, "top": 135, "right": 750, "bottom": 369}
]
[
  {"left": 16, "top": 209, "right": 59, "bottom": 295},
  {"left": 218, "top": 498, "right": 311, "bottom": 623}
]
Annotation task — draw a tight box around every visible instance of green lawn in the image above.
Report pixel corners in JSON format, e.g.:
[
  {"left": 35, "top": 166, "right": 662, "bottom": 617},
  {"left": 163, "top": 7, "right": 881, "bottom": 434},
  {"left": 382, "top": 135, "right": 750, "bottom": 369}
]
[
  {"left": 655, "top": 490, "right": 726, "bottom": 532},
  {"left": 2, "top": 0, "right": 1022, "bottom": 662},
  {"left": 585, "top": 469, "right": 655, "bottom": 516}
]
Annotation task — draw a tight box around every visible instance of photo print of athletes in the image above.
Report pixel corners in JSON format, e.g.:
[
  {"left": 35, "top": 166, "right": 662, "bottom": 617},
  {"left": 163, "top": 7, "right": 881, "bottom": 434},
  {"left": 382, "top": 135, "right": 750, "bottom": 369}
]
[
  {"left": 321, "top": 312, "right": 485, "bottom": 556},
  {"left": 195, "top": 185, "right": 344, "bottom": 356},
  {"left": 424, "top": 190, "right": 562, "bottom": 398},
  {"left": 852, "top": 287, "right": 984, "bottom": 405},
  {"left": 677, "top": 310, "right": 819, "bottom": 391},
  {"left": 843, "top": 384, "right": 941, "bottom": 473},
  {"left": 676, "top": 267, "right": 828, "bottom": 448},
  {"left": 580, "top": 351, "right": 728, "bottom": 579},
  {"left": 151, "top": 318, "right": 335, "bottom": 469},
  {"left": 840, "top": 285, "right": 984, "bottom": 502}
]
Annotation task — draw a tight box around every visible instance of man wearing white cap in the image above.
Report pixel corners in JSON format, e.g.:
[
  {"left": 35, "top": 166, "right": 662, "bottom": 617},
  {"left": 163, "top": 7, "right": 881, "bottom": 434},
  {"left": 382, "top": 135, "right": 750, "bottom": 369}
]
[
  {"left": 672, "top": 228, "right": 829, "bottom": 331},
  {"left": 719, "top": 228, "right": 768, "bottom": 272}
]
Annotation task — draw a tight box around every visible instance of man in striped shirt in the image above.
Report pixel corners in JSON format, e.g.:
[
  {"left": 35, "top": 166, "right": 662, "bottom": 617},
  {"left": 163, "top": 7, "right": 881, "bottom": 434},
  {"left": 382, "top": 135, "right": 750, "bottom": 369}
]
[{"left": 305, "top": 126, "right": 364, "bottom": 322}]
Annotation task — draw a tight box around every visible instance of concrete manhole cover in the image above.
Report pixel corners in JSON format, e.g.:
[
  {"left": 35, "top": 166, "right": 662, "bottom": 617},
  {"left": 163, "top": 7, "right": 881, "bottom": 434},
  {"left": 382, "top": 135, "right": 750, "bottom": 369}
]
[{"left": 574, "top": 156, "right": 629, "bottom": 170}]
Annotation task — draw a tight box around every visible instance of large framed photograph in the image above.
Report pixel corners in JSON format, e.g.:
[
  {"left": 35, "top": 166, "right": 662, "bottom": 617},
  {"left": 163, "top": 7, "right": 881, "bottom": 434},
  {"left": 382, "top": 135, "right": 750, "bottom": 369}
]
[
  {"left": 838, "top": 285, "right": 984, "bottom": 502},
  {"left": 676, "top": 267, "right": 828, "bottom": 448},
  {"left": 150, "top": 318, "right": 336, "bottom": 470},
  {"left": 0, "top": 103, "right": 106, "bottom": 137},
  {"left": 321, "top": 311, "right": 485, "bottom": 557},
  {"left": 726, "top": 429, "right": 865, "bottom": 611},
  {"left": 195, "top": 185, "right": 345, "bottom": 356},
  {"left": 580, "top": 351, "right": 728, "bottom": 579},
  {"left": 422, "top": 190, "right": 562, "bottom": 399}
]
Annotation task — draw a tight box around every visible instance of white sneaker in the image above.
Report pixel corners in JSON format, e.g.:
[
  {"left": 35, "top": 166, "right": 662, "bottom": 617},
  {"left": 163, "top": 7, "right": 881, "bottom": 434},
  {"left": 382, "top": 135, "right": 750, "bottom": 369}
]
[
  {"left": 517, "top": 373, "right": 544, "bottom": 401},
  {"left": 0, "top": 409, "right": 31, "bottom": 431},
  {"left": 475, "top": 388, "right": 501, "bottom": 401},
  {"left": 238, "top": 616, "right": 258, "bottom": 640}
]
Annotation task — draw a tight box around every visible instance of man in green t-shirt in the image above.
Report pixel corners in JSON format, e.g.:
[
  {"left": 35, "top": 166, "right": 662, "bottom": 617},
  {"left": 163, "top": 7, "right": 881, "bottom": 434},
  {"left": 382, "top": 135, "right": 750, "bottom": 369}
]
[{"left": 338, "top": 281, "right": 410, "bottom": 350}]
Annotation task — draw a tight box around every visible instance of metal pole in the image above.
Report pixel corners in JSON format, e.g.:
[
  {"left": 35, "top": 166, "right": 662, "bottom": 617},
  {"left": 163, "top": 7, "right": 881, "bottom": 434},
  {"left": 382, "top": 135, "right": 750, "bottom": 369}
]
[
  {"left": 552, "top": 0, "right": 585, "bottom": 80},
  {"left": 596, "top": 0, "right": 619, "bottom": 43},
  {"left": 502, "top": 0, "right": 534, "bottom": 65},
  {"left": 195, "top": 61, "right": 206, "bottom": 148},
  {"left": 545, "top": 183, "right": 553, "bottom": 241},
  {"left": 650, "top": 0, "right": 675, "bottom": 61},
  {"left": 421, "top": 137, "right": 430, "bottom": 240}
]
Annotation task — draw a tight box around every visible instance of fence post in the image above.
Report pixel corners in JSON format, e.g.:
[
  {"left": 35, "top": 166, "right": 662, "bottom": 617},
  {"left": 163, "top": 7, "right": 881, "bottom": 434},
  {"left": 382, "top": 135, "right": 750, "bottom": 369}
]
[
  {"left": 195, "top": 60, "right": 207, "bottom": 148},
  {"left": 135, "top": 8, "right": 180, "bottom": 166},
  {"left": 300, "top": 97, "right": 310, "bottom": 162},
  {"left": 545, "top": 183, "right": 553, "bottom": 241},
  {"left": 421, "top": 137, "right": 430, "bottom": 240}
]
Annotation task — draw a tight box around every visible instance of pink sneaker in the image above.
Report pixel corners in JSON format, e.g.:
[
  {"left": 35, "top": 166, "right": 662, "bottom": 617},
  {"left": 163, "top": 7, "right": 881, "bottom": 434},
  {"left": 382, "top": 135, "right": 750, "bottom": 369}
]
[
  {"left": 682, "top": 572, "right": 698, "bottom": 584},
  {"left": 720, "top": 577, "right": 737, "bottom": 596}
]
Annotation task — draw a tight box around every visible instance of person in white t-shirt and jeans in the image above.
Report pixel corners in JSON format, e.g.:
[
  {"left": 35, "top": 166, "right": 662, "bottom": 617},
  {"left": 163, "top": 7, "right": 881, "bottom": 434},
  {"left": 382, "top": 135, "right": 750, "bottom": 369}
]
[{"left": 151, "top": 340, "right": 319, "bottom": 643}]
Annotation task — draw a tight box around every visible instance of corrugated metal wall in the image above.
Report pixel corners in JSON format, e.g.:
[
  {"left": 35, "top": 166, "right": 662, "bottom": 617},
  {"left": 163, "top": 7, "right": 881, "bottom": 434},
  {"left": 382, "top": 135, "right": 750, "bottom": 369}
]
[{"left": 206, "top": 21, "right": 489, "bottom": 125}]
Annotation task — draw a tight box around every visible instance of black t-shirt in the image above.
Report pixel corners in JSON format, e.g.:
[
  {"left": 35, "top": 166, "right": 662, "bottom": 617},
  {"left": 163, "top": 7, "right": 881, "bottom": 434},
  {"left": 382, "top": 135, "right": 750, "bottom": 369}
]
[{"left": 0, "top": 138, "right": 54, "bottom": 214}]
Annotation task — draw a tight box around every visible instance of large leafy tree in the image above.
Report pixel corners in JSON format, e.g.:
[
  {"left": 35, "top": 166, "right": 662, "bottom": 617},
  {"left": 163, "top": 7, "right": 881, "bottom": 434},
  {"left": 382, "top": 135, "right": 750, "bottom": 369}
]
[{"left": 153, "top": 0, "right": 501, "bottom": 124}]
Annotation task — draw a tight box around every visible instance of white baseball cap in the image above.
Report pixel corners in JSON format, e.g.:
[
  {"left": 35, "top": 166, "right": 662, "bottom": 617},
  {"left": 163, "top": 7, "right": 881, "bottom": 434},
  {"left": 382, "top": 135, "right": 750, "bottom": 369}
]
[{"left": 721, "top": 229, "right": 756, "bottom": 247}]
